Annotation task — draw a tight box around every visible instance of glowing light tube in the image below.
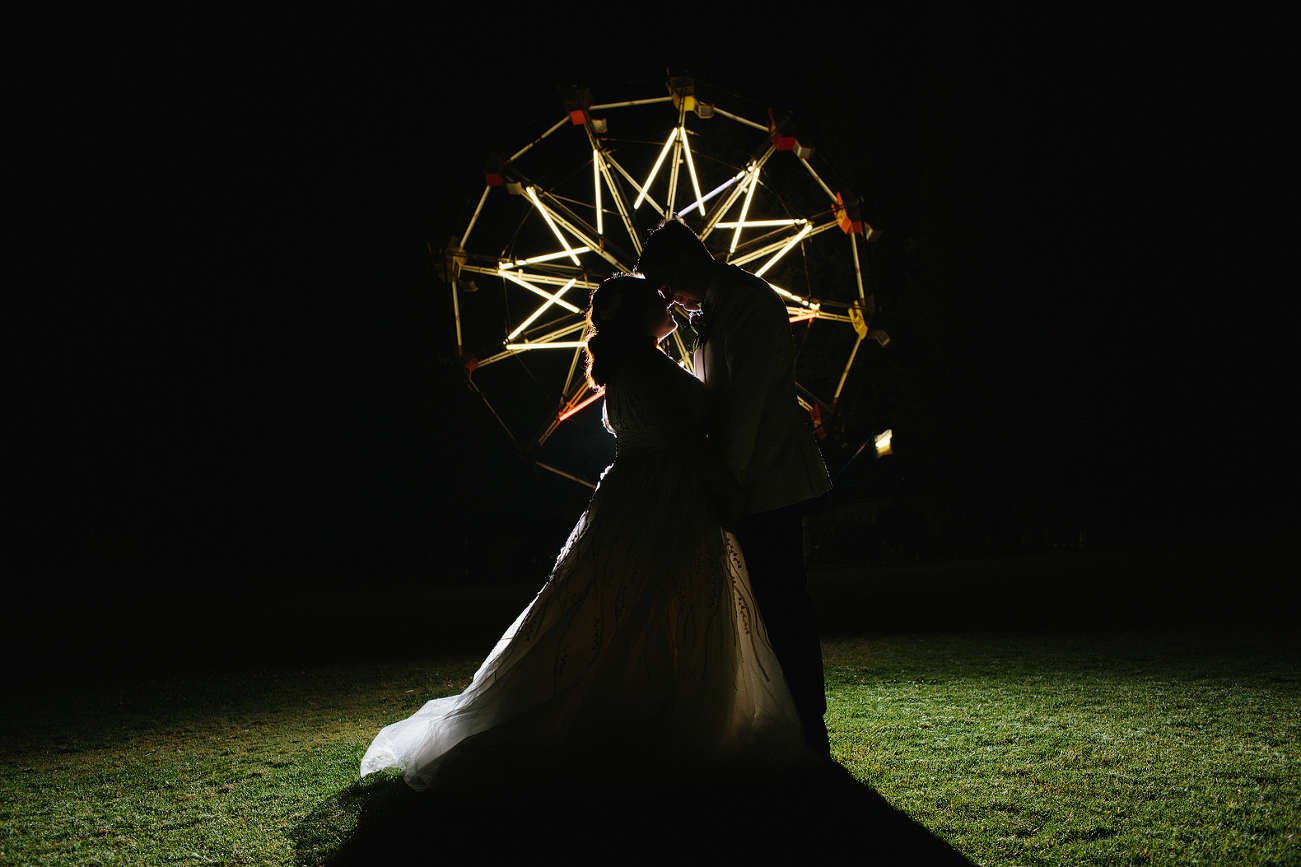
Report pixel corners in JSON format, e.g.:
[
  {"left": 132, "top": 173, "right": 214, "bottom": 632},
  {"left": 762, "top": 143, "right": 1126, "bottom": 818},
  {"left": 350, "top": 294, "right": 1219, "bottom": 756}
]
[
  {"left": 508, "top": 278, "right": 578, "bottom": 339},
  {"left": 558, "top": 386, "right": 605, "bottom": 420},
  {"left": 679, "top": 127, "right": 704, "bottom": 214},
  {"left": 680, "top": 169, "right": 745, "bottom": 217},
  {"left": 501, "top": 248, "right": 591, "bottom": 268},
  {"left": 506, "top": 341, "right": 588, "bottom": 350},
  {"left": 730, "top": 167, "right": 760, "bottom": 254},
  {"left": 754, "top": 223, "right": 812, "bottom": 277},
  {"left": 526, "top": 187, "right": 581, "bottom": 265},
  {"left": 498, "top": 270, "right": 583, "bottom": 313},
  {"left": 714, "top": 219, "right": 806, "bottom": 228},
  {"left": 635, "top": 129, "right": 678, "bottom": 210},
  {"left": 593, "top": 149, "right": 603, "bottom": 236}
]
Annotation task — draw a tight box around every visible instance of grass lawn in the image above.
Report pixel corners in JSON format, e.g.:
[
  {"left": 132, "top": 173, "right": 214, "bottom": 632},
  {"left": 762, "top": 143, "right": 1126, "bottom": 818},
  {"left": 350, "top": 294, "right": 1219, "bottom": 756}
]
[
  {"left": 823, "top": 632, "right": 1300, "bottom": 866},
  {"left": 2, "top": 546, "right": 1298, "bottom": 865}
]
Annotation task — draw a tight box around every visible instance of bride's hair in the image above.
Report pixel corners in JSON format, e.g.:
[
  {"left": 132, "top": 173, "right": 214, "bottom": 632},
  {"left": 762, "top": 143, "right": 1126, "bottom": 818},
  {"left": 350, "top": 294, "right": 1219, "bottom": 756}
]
[{"left": 585, "top": 274, "right": 661, "bottom": 388}]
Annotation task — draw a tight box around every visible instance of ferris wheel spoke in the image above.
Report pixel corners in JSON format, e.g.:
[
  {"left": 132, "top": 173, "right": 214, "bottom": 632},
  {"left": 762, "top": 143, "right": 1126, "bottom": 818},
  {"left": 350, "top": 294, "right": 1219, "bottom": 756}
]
[
  {"left": 527, "top": 185, "right": 630, "bottom": 271},
  {"left": 479, "top": 318, "right": 588, "bottom": 366},
  {"left": 680, "top": 166, "right": 745, "bottom": 219},
  {"left": 606, "top": 151, "right": 663, "bottom": 221},
  {"left": 514, "top": 318, "right": 588, "bottom": 344},
  {"left": 591, "top": 149, "right": 603, "bottom": 237},
  {"left": 561, "top": 342, "right": 586, "bottom": 397},
  {"left": 715, "top": 219, "right": 807, "bottom": 228},
  {"left": 500, "top": 248, "right": 592, "bottom": 269},
  {"left": 525, "top": 187, "right": 582, "bottom": 265},
  {"left": 728, "top": 166, "right": 762, "bottom": 256},
  {"left": 497, "top": 270, "right": 584, "bottom": 313},
  {"left": 711, "top": 106, "right": 769, "bottom": 132},
  {"left": 670, "top": 328, "right": 694, "bottom": 375},
  {"left": 509, "top": 115, "right": 569, "bottom": 164},
  {"left": 463, "top": 265, "right": 599, "bottom": 293},
  {"left": 799, "top": 156, "right": 840, "bottom": 204},
  {"left": 506, "top": 278, "right": 579, "bottom": 340},
  {"left": 850, "top": 231, "right": 866, "bottom": 301},
  {"left": 729, "top": 217, "right": 839, "bottom": 268},
  {"left": 635, "top": 127, "right": 680, "bottom": 212},
  {"left": 534, "top": 462, "right": 597, "bottom": 489},
  {"left": 753, "top": 223, "right": 813, "bottom": 278},
  {"left": 679, "top": 128, "right": 705, "bottom": 216},
  {"left": 532, "top": 377, "right": 605, "bottom": 455},
  {"left": 701, "top": 141, "right": 776, "bottom": 237},
  {"left": 594, "top": 150, "right": 641, "bottom": 256},
  {"left": 461, "top": 186, "right": 492, "bottom": 248},
  {"left": 833, "top": 333, "right": 866, "bottom": 408},
  {"left": 589, "top": 96, "right": 673, "bottom": 111}
]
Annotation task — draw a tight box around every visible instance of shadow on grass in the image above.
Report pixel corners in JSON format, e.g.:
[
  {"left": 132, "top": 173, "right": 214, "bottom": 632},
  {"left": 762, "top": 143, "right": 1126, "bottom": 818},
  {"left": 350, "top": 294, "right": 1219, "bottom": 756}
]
[{"left": 292, "top": 765, "right": 974, "bottom": 865}]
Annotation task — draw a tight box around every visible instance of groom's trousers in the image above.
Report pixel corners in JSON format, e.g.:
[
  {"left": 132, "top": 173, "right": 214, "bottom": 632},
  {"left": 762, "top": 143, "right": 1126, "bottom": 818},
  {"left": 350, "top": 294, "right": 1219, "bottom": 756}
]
[{"left": 736, "top": 502, "right": 830, "bottom": 758}]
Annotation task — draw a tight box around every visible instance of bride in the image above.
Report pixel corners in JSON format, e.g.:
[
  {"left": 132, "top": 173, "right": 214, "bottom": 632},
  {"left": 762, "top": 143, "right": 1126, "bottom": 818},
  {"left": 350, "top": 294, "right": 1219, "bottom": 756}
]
[{"left": 360, "top": 274, "right": 814, "bottom": 792}]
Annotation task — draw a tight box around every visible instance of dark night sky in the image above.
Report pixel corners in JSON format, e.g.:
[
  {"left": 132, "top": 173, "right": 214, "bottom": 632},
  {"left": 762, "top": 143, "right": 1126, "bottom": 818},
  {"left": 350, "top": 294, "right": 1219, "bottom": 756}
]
[{"left": 25, "top": 16, "right": 1291, "bottom": 593}]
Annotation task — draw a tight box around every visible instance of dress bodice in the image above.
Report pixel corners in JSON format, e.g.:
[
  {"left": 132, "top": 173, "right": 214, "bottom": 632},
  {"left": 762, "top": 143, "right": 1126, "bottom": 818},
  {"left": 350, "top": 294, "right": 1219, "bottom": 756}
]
[{"left": 604, "top": 350, "right": 708, "bottom": 455}]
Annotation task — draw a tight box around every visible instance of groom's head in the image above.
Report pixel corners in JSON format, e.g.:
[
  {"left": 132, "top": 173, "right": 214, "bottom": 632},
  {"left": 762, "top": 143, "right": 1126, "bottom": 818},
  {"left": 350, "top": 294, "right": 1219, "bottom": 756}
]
[{"left": 635, "top": 218, "right": 717, "bottom": 311}]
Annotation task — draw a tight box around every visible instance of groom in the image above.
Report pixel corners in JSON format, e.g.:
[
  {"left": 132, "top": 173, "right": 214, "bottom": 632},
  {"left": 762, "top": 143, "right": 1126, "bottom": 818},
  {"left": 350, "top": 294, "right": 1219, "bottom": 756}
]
[{"left": 636, "top": 218, "right": 833, "bottom": 758}]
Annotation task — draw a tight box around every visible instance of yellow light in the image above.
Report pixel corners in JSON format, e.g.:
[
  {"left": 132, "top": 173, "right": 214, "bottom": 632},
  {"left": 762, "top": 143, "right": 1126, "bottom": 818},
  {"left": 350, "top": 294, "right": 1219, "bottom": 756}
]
[
  {"left": 634, "top": 129, "right": 678, "bottom": 210},
  {"left": 768, "top": 283, "right": 815, "bottom": 307},
  {"left": 754, "top": 223, "right": 812, "bottom": 278},
  {"left": 506, "top": 341, "right": 588, "bottom": 351},
  {"left": 715, "top": 219, "right": 805, "bottom": 228},
  {"left": 874, "top": 429, "right": 893, "bottom": 457},
  {"left": 526, "top": 187, "right": 582, "bottom": 265},
  {"left": 501, "top": 248, "right": 591, "bottom": 268},
  {"left": 680, "top": 168, "right": 745, "bottom": 216},
  {"left": 507, "top": 278, "right": 579, "bottom": 339},
  {"left": 593, "top": 149, "right": 603, "bottom": 236},
  {"left": 679, "top": 126, "right": 704, "bottom": 214},
  {"left": 497, "top": 271, "right": 583, "bottom": 313},
  {"left": 730, "top": 166, "right": 760, "bottom": 254}
]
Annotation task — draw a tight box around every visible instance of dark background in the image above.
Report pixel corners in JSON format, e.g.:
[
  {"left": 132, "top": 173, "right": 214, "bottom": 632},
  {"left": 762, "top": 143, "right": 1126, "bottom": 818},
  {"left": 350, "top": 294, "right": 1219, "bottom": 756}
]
[{"left": 22, "top": 14, "right": 1291, "bottom": 604}]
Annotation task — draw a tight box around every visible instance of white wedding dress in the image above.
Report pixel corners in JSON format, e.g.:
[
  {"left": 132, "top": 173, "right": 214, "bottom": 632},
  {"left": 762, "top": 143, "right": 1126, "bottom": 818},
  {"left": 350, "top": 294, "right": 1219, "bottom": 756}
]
[{"left": 360, "top": 349, "right": 810, "bottom": 792}]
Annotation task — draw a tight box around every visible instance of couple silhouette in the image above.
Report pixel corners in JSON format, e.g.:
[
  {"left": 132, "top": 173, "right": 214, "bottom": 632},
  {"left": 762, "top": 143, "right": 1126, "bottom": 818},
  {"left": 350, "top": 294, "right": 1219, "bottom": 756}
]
[
  {"left": 349, "top": 219, "right": 969, "bottom": 863},
  {"left": 362, "top": 217, "right": 831, "bottom": 787}
]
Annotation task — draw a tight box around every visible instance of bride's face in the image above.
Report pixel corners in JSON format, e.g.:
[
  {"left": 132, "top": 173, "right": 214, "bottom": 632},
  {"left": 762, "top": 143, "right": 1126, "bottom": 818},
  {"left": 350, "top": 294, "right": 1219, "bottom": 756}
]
[{"left": 640, "top": 287, "right": 678, "bottom": 341}]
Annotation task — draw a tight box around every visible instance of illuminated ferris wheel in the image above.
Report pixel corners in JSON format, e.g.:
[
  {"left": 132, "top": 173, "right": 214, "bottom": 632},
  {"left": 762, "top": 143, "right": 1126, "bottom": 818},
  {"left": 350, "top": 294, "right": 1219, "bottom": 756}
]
[{"left": 441, "top": 73, "right": 889, "bottom": 486}]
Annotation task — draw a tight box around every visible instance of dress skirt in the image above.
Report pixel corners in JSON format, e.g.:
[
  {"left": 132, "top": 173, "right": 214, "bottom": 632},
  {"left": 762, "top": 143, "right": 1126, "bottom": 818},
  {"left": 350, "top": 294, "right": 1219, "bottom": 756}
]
[{"left": 360, "top": 443, "right": 810, "bottom": 792}]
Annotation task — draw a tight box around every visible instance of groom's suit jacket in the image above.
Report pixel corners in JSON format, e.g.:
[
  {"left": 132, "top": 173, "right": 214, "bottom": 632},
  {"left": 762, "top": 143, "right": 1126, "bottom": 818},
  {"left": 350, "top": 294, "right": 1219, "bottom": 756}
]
[{"left": 694, "top": 264, "right": 832, "bottom": 514}]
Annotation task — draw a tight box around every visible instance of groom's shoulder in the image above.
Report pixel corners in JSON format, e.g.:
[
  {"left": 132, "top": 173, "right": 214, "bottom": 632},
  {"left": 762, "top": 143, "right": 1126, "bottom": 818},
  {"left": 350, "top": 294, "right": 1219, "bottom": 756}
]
[
  {"left": 724, "top": 263, "right": 767, "bottom": 288},
  {"left": 721, "top": 265, "right": 781, "bottom": 303},
  {"left": 725, "top": 266, "right": 787, "bottom": 319}
]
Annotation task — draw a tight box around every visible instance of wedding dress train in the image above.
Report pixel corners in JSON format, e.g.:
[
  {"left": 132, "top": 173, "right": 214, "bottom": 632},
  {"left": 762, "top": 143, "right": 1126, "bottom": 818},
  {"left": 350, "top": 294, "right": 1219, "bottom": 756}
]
[{"left": 360, "top": 350, "right": 811, "bottom": 791}]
